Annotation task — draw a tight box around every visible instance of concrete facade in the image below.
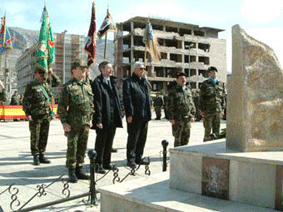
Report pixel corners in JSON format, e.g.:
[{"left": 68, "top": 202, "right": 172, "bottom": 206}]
[
  {"left": 15, "top": 33, "right": 86, "bottom": 98},
  {"left": 114, "top": 16, "right": 227, "bottom": 92}
]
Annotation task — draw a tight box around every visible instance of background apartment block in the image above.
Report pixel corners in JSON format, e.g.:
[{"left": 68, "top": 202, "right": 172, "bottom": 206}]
[
  {"left": 16, "top": 33, "right": 85, "bottom": 99},
  {"left": 114, "top": 16, "right": 227, "bottom": 92}
]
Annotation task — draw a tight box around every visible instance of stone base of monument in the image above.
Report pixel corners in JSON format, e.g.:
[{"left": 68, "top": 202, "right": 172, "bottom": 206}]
[
  {"left": 99, "top": 139, "right": 280, "bottom": 212},
  {"left": 170, "top": 139, "right": 283, "bottom": 211}
]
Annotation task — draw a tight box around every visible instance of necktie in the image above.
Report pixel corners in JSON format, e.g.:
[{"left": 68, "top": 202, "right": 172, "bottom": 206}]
[{"left": 108, "top": 80, "right": 112, "bottom": 89}]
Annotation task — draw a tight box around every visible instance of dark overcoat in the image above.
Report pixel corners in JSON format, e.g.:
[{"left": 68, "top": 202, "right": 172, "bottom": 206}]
[
  {"left": 91, "top": 75, "right": 123, "bottom": 129},
  {"left": 123, "top": 73, "right": 151, "bottom": 121}
]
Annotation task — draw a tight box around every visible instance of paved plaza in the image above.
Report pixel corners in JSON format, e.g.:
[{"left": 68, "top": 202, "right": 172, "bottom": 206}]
[{"left": 0, "top": 113, "right": 226, "bottom": 212}]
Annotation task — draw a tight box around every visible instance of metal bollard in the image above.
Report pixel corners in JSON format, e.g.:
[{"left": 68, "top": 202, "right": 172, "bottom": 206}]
[
  {"left": 161, "top": 140, "right": 169, "bottom": 172},
  {"left": 88, "top": 150, "right": 97, "bottom": 205}
]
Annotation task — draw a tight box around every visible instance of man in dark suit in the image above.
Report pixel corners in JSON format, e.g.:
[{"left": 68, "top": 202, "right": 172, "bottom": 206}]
[
  {"left": 123, "top": 61, "right": 151, "bottom": 168},
  {"left": 91, "top": 61, "right": 124, "bottom": 174}
]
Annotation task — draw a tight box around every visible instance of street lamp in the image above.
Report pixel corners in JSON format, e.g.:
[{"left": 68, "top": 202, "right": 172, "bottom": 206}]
[
  {"left": 62, "top": 30, "right": 67, "bottom": 84},
  {"left": 185, "top": 43, "right": 194, "bottom": 85}
]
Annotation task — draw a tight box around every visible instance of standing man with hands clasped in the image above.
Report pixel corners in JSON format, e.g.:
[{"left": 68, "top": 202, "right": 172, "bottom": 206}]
[
  {"left": 167, "top": 72, "right": 195, "bottom": 147},
  {"left": 123, "top": 61, "right": 151, "bottom": 169},
  {"left": 23, "top": 67, "right": 60, "bottom": 165},
  {"left": 91, "top": 61, "right": 124, "bottom": 174},
  {"left": 57, "top": 60, "right": 94, "bottom": 183},
  {"left": 200, "top": 66, "right": 226, "bottom": 142}
]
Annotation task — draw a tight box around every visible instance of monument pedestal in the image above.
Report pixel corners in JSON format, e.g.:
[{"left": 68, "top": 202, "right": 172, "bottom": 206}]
[
  {"left": 99, "top": 140, "right": 280, "bottom": 211},
  {"left": 170, "top": 139, "right": 283, "bottom": 210}
]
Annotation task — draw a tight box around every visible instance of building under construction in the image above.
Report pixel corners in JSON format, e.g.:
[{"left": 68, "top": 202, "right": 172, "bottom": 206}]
[
  {"left": 16, "top": 32, "right": 85, "bottom": 98},
  {"left": 114, "top": 16, "right": 226, "bottom": 92}
]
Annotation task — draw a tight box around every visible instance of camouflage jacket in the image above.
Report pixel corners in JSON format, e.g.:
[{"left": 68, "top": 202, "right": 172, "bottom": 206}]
[
  {"left": 200, "top": 78, "right": 225, "bottom": 113},
  {"left": 10, "top": 94, "right": 21, "bottom": 105},
  {"left": 153, "top": 97, "right": 164, "bottom": 108},
  {"left": 23, "top": 80, "right": 53, "bottom": 117},
  {"left": 57, "top": 78, "right": 94, "bottom": 127},
  {"left": 0, "top": 90, "right": 7, "bottom": 104},
  {"left": 167, "top": 84, "right": 196, "bottom": 120}
]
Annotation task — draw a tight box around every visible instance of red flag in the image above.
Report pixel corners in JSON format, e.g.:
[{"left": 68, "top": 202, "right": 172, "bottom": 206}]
[{"left": 85, "top": 1, "right": 96, "bottom": 67}]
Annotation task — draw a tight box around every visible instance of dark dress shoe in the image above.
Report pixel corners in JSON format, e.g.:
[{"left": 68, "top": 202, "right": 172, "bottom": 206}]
[
  {"left": 33, "top": 155, "right": 40, "bottom": 165},
  {"left": 39, "top": 155, "right": 51, "bottom": 164},
  {"left": 135, "top": 158, "right": 149, "bottom": 165},
  {"left": 95, "top": 165, "right": 106, "bottom": 174},
  {"left": 103, "top": 164, "right": 116, "bottom": 170},
  {"left": 127, "top": 161, "right": 137, "bottom": 169}
]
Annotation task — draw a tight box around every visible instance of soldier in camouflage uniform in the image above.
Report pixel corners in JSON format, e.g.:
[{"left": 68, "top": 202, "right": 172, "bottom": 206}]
[
  {"left": 167, "top": 72, "right": 196, "bottom": 147},
  {"left": 153, "top": 93, "right": 164, "bottom": 120},
  {"left": 23, "top": 68, "right": 61, "bottom": 165},
  {"left": 10, "top": 91, "right": 21, "bottom": 105},
  {"left": 0, "top": 80, "right": 7, "bottom": 104},
  {"left": 200, "top": 66, "right": 226, "bottom": 142},
  {"left": 57, "top": 61, "right": 94, "bottom": 183}
]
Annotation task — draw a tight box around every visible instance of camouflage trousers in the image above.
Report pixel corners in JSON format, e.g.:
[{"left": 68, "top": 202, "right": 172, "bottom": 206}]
[
  {"left": 172, "top": 119, "right": 191, "bottom": 147},
  {"left": 66, "top": 125, "right": 90, "bottom": 169},
  {"left": 203, "top": 112, "right": 221, "bottom": 141},
  {"left": 155, "top": 106, "right": 162, "bottom": 119},
  {"left": 29, "top": 114, "right": 51, "bottom": 156}
]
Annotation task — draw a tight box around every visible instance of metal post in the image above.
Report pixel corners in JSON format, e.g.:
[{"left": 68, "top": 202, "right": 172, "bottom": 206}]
[
  {"left": 4, "top": 52, "right": 9, "bottom": 92},
  {"left": 88, "top": 150, "right": 97, "bottom": 205},
  {"left": 62, "top": 30, "right": 67, "bottom": 84},
  {"left": 161, "top": 140, "right": 169, "bottom": 172},
  {"left": 186, "top": 44, "right": 194, "bottom": 86}
]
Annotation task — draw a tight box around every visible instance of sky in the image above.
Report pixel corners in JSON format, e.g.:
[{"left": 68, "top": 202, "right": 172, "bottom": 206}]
[{"left": 1, "top": 0, "right": 283, "bottom": 73}]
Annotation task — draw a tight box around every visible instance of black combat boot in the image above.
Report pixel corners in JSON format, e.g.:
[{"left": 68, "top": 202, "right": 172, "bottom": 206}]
[
  {"left": 68, "top": 168, "right": 78, "bottom": 183},
  {"left": 39, "top": 154, "right": 51, "bottom": 164},
  {"left": 33, "top": 155, "right": 40, "bottom": 165},
  {"left": 75, "top": 167, "right": 90, "bottom": 180}
]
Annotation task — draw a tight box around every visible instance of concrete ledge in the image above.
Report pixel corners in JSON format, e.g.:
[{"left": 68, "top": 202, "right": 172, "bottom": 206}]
[
  {"left": 170, "top": 139, "right": 283, "bottom": 165},
  {"left": 99, "top": 172, "right": 277, "bottom": 212}
]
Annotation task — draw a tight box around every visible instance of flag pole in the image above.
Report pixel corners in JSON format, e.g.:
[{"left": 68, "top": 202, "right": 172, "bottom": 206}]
[
  {"left": 104, "top": 32, "right": 107, "bottom": 59},
  {"left": 4, "top": 51, "right": 8, "bottom": 91},
  {"left": 0, "top": 54, "right": 2, "bottom": 80},
  {"left": 144, "top": 44, "right": 147, "bottom": 67}
]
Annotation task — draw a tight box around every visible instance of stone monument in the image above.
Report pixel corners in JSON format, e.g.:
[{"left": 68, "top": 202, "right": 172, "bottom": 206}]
[{"left": 227, "top": 24, "right": 283, "bottom": 152}]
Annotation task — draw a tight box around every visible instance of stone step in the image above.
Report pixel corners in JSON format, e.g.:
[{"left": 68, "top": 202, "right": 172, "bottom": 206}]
[{"left": 99, "top": 172, "right": 277, "bottom": 212}]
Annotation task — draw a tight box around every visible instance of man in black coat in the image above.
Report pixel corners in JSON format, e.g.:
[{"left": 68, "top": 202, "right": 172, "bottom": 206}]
[
  {"left": 91, "top": 61, "right": 123, "bottom": 174},
  {"left": 123, "top": 61, "right": 151, "bottom": 168}
]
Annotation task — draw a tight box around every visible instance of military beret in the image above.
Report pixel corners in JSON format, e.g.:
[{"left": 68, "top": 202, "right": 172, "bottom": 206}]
[
  {"left": 71, "top": 60, "right": 88, "bottom": 70},
  {"left": 208, "top": 66, "right": 218, "bottom": 72},
  {"left": 176, "top": 72, "right": 187, "bottom": 78}
]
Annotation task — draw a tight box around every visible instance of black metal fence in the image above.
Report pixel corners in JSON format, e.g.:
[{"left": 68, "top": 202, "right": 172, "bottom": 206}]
[{"left": 0, "top": 150, "right": 152, "bottom": 212}]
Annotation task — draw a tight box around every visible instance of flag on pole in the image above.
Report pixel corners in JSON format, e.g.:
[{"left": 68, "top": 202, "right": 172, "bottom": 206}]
[
  {"left": 85, "top": 1, "right": 96, "bottom": 67},
  {"left": 0, "top": 14, "right": 13, "bottom": 54},
  {"left": 143, "top": 20, "right": 160, "bottom": 63},
  {"left": 35, "top": 6, "right": 55, "bottom": 72},
  {"left": 97, "top": 8, "right": 116, "bottom": 38}
]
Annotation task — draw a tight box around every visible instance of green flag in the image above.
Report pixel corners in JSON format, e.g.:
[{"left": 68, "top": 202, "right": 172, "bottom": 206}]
[{"left": 35, "top": 7, "right": 55, "bottom": 72}]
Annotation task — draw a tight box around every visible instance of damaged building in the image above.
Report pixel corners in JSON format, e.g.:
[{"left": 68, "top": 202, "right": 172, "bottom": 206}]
[{"left": 114, "top": 16, "right": 226, "bottom": 92}]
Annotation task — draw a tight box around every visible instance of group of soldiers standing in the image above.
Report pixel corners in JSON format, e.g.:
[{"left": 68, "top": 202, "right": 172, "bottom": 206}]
[
  {"left": 153, "top": 66, "right": 226, "bottom": 146},
  {"left": 6, "top": 60, "right": 225, "bottom": 183}
]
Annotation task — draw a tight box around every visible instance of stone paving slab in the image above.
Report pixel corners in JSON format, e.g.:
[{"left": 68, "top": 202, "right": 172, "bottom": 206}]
[{"left": 0, "top": 113, "right": 226, "bottom": 212}]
